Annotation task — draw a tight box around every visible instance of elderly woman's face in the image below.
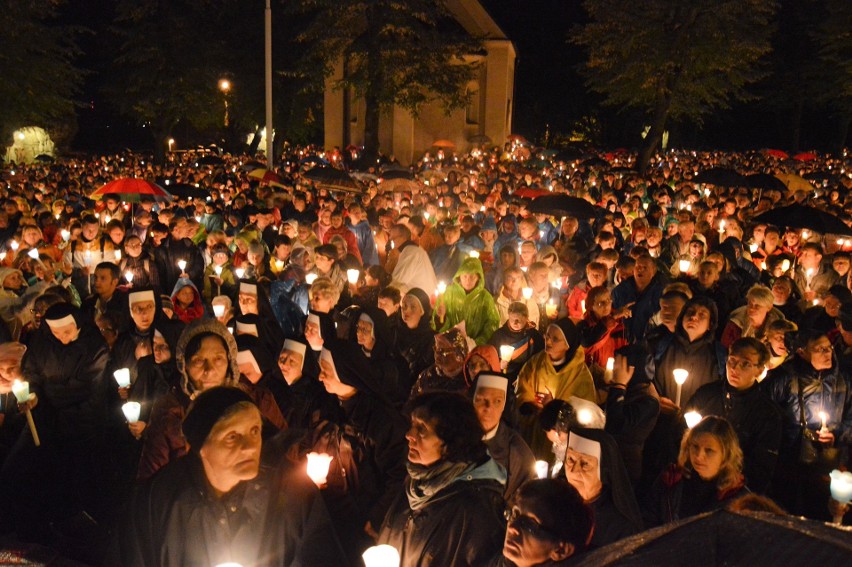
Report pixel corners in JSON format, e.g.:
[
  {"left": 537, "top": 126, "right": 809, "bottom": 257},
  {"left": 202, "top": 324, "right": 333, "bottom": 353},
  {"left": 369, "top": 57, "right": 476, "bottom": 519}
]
[
  {"left": 199, "top": 405, "right": 262, "bottom": 487},
  {"left": 277, "top": 349, "right": 303, "bottom": 384},
  {"left": 544, "top": 326, "right": 570, "bottom": 361},
  {"left": 564, "top": 448, "right": 602, "bottom": 501},
  {"left": 688, "top": 433, "right": 724, "bottom": 481},
  {"left": 406, "top": 409, "right": 445, "bottom": 466},
  {"left": 186, "top": 335, "right": 230, "bottom": 393},
  {"left": 466, "top": 354, "right": 492, "bottom": 382},
  {"left": 746, "top": 297, "right": 771, "bottom": 324}
]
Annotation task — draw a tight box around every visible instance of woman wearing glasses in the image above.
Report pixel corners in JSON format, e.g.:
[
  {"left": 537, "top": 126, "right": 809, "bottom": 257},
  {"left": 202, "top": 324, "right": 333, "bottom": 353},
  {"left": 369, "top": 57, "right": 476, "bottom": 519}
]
[{"left": 685, "top": 338, "right": 782, "bottom": 494}]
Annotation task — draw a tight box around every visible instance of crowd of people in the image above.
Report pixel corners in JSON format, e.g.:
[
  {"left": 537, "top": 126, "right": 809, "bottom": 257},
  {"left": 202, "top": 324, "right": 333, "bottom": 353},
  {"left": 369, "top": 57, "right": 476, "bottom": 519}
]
[{"left": 0, "top": 143, "right": 850, "bottom": 565}]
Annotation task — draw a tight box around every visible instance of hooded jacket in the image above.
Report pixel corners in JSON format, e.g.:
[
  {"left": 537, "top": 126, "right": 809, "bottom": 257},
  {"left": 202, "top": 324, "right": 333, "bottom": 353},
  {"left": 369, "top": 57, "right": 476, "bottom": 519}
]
[
  {"left": 170, "top": 277, "right": 205, "bottom": 324},
  {"left": 436, "top": 257, "right": 500, "bottom": 345}
]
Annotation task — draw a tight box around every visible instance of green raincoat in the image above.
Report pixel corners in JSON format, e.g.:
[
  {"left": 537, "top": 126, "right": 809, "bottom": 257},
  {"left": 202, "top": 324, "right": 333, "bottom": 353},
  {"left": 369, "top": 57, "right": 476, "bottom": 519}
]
[{"left": 435, "top": 257, "right": 500, "bottom": 345}]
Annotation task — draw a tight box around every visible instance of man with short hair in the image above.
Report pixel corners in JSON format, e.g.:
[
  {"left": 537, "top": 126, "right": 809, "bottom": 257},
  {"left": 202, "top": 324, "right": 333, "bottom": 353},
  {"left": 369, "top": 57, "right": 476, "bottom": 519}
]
[
  {"left": 686, "top": 338, "right": 782, "bottom": 493},
  {"left": 82, "top": 262, "right": 129, "bottom": 332},
  {"left": 793, "top": 242, "right": 839, "bottom": 302},
  {"left": 611, "top": 253, "right": 668, "bottom": 341},
  {"left": 762, "top": 330, "right": 852, "bottom": 520}
]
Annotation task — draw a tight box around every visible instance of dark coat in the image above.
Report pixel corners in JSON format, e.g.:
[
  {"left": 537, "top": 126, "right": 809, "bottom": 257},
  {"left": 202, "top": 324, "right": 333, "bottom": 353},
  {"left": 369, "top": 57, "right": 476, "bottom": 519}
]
[
  {"left": 154, "top": 236, "right": 205, "bottom": 294},
  {"left": 115, "top": 453, "right": 346, "bottom": 567},
  {"left": 391, "top": 318, "right": 436, "bottom": 395},
  {"left": 485, "top": 422, "right": 536, "bottom": 501},
  {"left": 687, "top": 380, "right": 782, "bottom": 493},
  {"left": 762, "top": 355, "right": 852, "bottom": 456},
  {"left": 378, "top": 473, "right": 506, "bottom": 567},
  {"left": 644, "top": 465, "right": 748, "bottom": 527}
]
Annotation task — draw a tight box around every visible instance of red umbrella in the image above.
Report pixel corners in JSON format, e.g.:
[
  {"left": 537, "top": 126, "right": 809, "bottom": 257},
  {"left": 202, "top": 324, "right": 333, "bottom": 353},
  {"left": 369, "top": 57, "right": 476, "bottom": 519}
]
[
  {"left": 764, "top": 149, "right": 789, "bottom": 159},
  {"left": 507, "top": 134, "right": 529, "bottom": 145},
  {"left": 793, "top": 152, "right": 818, "bottom": 162},
  {"left": 431, "top": 139, "right": 456, "bottom": 149},
  {"left": 248, "top": 168, "right": 286, "bottom": 187},
  {"left": 89, "top": 178, "right": 173, "bottom": 202},
  {"left": 514, "top": 187, "right": 551, "bottom": 199}
]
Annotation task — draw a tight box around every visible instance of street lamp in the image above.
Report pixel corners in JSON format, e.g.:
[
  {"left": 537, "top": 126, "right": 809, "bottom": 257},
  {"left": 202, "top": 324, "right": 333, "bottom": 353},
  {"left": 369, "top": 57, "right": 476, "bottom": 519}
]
[{"left": 218, "top": 78, "right": 231, "bottom": 127}]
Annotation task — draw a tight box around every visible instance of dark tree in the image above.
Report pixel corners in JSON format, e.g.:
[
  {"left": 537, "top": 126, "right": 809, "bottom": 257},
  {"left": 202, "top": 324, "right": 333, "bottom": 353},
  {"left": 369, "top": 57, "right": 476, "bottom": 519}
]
[
  {"left": 0, "top": 0, "right": 82, "bottom": 148},
  {"left": 574, "top": 0, "right": 777, "bottom": 173},
  {"left": 294, "top": 0, "right": 480, "bottom": 155},
  {"left": 811, "top": 0, "right": 851, "bottom": 154}
]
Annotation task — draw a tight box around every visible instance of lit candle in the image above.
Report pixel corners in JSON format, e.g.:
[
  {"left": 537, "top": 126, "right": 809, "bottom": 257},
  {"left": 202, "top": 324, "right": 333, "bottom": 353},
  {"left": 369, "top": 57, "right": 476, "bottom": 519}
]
[
  {"left": 468, "top": 250, "right": 480, "bottom": 259},
  {"left": 718, "top": 220, "right": 725, "bottom": 234},
  {"left": 113, "top": 368, "right": 131, "bottom": 388},
  {"left": 672, "top": 368, "right": 689, "bottom": 407},
  {"left": 61, "top": 229, "right": 70, "bottom": 241},
  {"left": 177, "top": 259, "right": 187, "bottom": 272},
  {"left": 829, "top": 469, "right": 852, "bottom": 504},
  {"left": 819, "top": 411, "right": 829, "bottom": 435},
  {"left": 580, "top": 300, "right": 586, "bottom": 314},
  {"left": 346, "top": 269, "right": 360, "bottom": 284},
  {"left": 10, "top": 240, "right": 19, "bottom": 251},
  {"left": 576, "top": 408, "right": 593, "bottom": 426},
  {"left": 545, "top": 298, "right": 557, "bottom": 318},
  {"left": 274, "top": 259, "right": 284, "bottom": 271},
  {"left": 499, "top": 345, "right": 515, "bottom": 363},
  {"left": 125, "top": 271, "right": 134, "bottom": 283},
  {"left": 436, "top": 281, "right": 447, "bottom": 296},
  {"left": 213, "top": 304, "right": 226, "bottom": 318},
  {"left": 362, "top": 545, "right": 400, "bottom": 567},
  {"left": 522, "top": 287, "right": 533, "bottom": 301},
  {"left": 27, "top": 248, "right": 39, "bottom": 260},
  {"left": 306, "top": 452, "right": 334, "bottom": 487},
  {"left": 749, "top": 243, "right": 759, "bottom": 254},
  {"left": 227, "top": 327, "right": 234, "bottom": 334},
  {"left": 678, "top": 259, "right": 690, "bottom": 274},
  {"left": 684, "top": 411, "right": 703, "bottom": 429},
  {"left": 305, "top": 273, "right": 317, "bottom": 285},
  {"left": 802, "top": 230, "right": 810, "bottom": 240},
  {"left": 214, "top": 265, "right": 223, "bottom": 276},
  {"left": 781, "top": 259, "right": 791, "bottom": 272},
  {"left": 604, "top": 357, "right": 614, "bottom": 383},
  {"left": 122, "top": 402, "right": 141, "bottom": 423},
  {"left": 534, "top": 460, "right": 549, "bottom": 479},
  {"left": 114, "top": 250, "right": 121, "bottom": 261},
  {"left": 235, "top": 267, "right": 245, "bottom": 279},
  {"left": 12, "top": 380, "right": 40, "bottom": 446}
]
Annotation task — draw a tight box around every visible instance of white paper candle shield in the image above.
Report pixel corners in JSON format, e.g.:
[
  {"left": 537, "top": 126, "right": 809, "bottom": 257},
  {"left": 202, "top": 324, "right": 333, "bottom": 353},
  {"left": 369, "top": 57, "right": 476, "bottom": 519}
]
[
  {"left": 122, "top": 401, "right": 141, "bottom": 423},
  {"left": 306, "top": 452, "right": 334, "bottom": 486},
  {"left": 362, "top": 545, "right": 400, "bottom": 567},
  {"left": 678, "top": 259, "right": 690, "bottom": 273},
  {"left": 499, "top": 345, "right": 515, "bottom": 362},
  {"left": 235, "top": 321, "right": 259, "bottom": 336},
  {"left": 113, "top": 368, "right": 131, "bottom": 388},
  {"left": 534, "top": 460, "right": 549, "bottom": 479},
  {"left": 684, "top": 411, "right": 703, "bottom": 429},
  {"left": 346, "top": 269, "right": 360, "bottom": 284},
  {"left": 829, "top": 470, "right": 852, "bottom": 504},
  {"left": 177, "top": 260, "right": 187, "bottom": 271},
  {"left": 11, "top": 379, "right": 29, "bottom": 403},
  {"left": 125, "top": 270, "right": 134, "bottom": 283},
  {"left": 305, "top": 273, "right": 318, "bottom": 285},
  {"left": 213, "top": 304, "right": 226, "bottom": 317}
]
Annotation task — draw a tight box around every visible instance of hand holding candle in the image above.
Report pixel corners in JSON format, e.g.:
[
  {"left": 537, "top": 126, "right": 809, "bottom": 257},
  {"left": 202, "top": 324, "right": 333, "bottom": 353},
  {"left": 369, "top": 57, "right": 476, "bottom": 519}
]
[
  {"left": 12, "top": 380, "right": 40, "bottom": 447},
  {"left": 819, "top": 411, "right": 829, "bottom": 435},
  {"left": 545, "top": 298, "right": 557, "bottom": 318}
]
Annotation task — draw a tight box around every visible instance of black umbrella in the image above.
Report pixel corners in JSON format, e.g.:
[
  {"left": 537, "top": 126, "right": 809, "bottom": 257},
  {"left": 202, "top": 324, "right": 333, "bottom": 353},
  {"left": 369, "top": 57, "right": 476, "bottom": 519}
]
[
  {"left": 302, "top": 165, "right": 363, "bottom": 193},
  {"left": 581, "top": 156, "right": 611, "bottom": 169},
  {"left": 803, "top": 171, "right": 840, "bottom": 184},
  {"left": 693, "top": 168, "right": 748, "bottom": 187},
  {"left": 527, "top": 194, "right": 602, "bottom": 218},
  {"left": 753, "top": 203, "right": 852, "bottom": 236},
  {"left": 34, "top": 154, "right": 55, "bottom": 163},
  {"left": 196, "top": 155, "right": 224, "bottom": 166},
  {"left": 574, "top": 509, "right": 852, "bottom": 566},
  {"left": 167, "top": 183, "right": 209, "bottom": 200},
  {"left": 381, "top": 169, "right": 414, "bottom": 181},
  {"left": 746, "top": 173, "right": 788, "bottom": 192},
  {"left": 555, "top": 148, "right": 588, "bottom": 162}
]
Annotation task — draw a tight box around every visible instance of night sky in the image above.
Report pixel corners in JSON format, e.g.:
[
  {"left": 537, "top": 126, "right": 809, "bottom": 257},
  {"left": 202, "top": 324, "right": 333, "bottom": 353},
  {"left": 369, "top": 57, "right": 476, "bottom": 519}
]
[{"left": 63, "top": 0, "right": 842, "bottom": 153}]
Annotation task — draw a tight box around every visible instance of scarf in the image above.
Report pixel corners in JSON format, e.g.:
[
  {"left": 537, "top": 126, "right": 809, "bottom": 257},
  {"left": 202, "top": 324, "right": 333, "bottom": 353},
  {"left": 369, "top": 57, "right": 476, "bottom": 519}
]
[{"left": 405, "top": 459, "right": 473, "bottom": 511}]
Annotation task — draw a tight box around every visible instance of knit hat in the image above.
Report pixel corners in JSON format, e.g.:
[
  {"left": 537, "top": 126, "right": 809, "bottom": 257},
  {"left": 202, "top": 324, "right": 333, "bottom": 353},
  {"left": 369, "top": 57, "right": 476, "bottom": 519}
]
[{"left": 182, "top": 387, "right": 255, "bottom": 452}]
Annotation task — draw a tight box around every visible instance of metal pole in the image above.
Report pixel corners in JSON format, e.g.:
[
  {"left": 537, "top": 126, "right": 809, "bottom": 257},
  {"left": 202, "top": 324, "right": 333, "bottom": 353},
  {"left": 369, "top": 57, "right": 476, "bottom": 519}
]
[{"left": 265, "top": 0, "right": 274, "bottom": 170}]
